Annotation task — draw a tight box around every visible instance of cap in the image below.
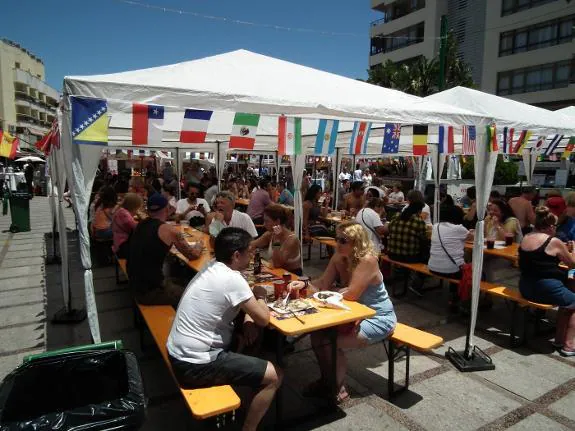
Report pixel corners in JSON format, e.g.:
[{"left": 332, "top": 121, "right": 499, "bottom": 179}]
[
  {"left": 147, "top": 193, "right": 168, "bottom": 212},
  {"left": 546, "top": 196, "right": 566, "bottom": 218}
]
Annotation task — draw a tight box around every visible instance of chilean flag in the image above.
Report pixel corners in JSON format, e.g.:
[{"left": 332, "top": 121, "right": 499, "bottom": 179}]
[
  {"left": 180, "top": 109, "right": 213, "bottom": 143},
  {"left": 349, "top": 121, "right": 372, "bottom": 155},
  {"left": 132, "top": 103, "right": 164, "bottom": 146}
]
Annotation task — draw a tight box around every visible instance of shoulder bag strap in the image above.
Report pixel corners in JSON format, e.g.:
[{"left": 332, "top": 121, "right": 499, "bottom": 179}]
[
  {"left": 437, "top": 223, "right": 458, "bottom": 267},
  {"left": 362, "top": 209, "right": 381, "bottom": 239}
]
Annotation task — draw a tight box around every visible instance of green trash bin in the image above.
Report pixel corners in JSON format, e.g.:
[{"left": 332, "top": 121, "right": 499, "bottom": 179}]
[{"left": 9, "top": 192, "right": 31, "bottom": 233}]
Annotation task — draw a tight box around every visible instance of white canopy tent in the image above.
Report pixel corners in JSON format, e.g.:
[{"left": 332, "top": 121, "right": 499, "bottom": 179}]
[
  {"left": 60, "top": 49, "right": 496, "bottom": 344},
  {"left": 557, "top": 106, "right": 575, "bottom": 118},
  {"left": 427, "top": 87, "right": 575, "bottom": 135},
  {"left": 425, "top": 87, "right": 575, "bottom": 366}
]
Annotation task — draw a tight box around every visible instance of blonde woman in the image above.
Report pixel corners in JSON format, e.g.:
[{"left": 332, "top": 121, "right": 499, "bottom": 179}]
[{"left": 288, "top": 221, "right": 396, "bottom": 403}]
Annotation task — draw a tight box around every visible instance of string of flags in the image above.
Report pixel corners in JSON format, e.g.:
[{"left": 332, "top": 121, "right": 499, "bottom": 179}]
[{"left": 63, "top": 96, "right": 575, "bottom": 160}]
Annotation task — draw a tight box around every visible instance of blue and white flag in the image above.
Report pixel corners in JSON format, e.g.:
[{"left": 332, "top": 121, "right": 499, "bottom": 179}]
[
  {"left": 544, "top": 134, "right": 563, "bottom": 156},
  {"left": 314, "top": 119, "right": 339, "bottom": 155},
  {"left": 71, "top": 96, "right": 109, "bottom": 146}
]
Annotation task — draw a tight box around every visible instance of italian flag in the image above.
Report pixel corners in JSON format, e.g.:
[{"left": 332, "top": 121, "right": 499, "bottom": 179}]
[
  {"left": 229, "top": 113, "right": 260, "bottom": 150},
  {"left": 278, "top": 116, "right": 302, "bottom": 155}
]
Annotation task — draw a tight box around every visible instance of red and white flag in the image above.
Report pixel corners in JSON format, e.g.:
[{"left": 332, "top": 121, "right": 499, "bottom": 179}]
[
  {"left": 462, "top": 125, "right": 476, "bottom": 155},
  {"left": 180, "top": 109, "right": 213, "bottom": 143},
  {"left": 132, "top": 103, "right": 164, "bottom": 146}
]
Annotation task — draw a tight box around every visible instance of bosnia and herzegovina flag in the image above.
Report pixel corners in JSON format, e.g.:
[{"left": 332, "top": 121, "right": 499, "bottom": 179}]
[{"left": 71, "top": 96, "right": 109, "bottom": 145}]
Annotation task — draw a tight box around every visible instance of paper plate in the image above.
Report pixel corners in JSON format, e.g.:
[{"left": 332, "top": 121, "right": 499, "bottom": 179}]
[{"left": 313, "top": 291, "right": 343, "bottom": 302}]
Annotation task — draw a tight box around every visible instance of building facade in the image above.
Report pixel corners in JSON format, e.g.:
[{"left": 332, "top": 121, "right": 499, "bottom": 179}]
[
  {"left": 370, "top": 0, "right": 575, "bottom": 110},
  {"left": 0, "top": 39, "right": 59, "bottom": 149}
]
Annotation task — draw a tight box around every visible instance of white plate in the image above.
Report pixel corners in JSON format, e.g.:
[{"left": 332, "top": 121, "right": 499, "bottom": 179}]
[
  {"left": 483, "top": 244, "right": 506, "bottom": 250},
  {"left": 313, "top": 291, "right": 343, "bottom": 302}
]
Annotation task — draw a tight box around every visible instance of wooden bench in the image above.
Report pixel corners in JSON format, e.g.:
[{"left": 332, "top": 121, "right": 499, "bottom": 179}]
[
  {"left": 380, "top": 255, "right": 555, "bottom": 346},
  {"left": 386, "top": 323, "right": 444, "bottom": 401},
  {"left": 116, "top": 259, "right": 241, "bottom": 421},
  {"left": 305, "top": 236, "right": 336, "bottom": 261}
]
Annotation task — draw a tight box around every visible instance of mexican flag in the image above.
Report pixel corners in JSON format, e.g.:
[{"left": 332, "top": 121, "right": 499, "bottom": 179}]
[
  {"left": 278, "top": 116, "right": 302, "bottom": 155},
  {"left": 229, "top": 113, "right": 260, "bottom": 150}
]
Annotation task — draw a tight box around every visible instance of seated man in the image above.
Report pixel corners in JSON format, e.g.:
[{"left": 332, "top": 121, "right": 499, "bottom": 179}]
[
  {"left": 127, "top": 193, "right": 202, "bottom": 307},
  {"left": 343, "top": 181, "right": 365, "bottom": 216},
  {"left": 247, "top": 178, "right": 273, "bottom": 225},
  {"left": 167, "top": 228, "right": 283, "bottom": 431},
  {"left": 205, "top": 191, "right": 258, "bottom": 238}
]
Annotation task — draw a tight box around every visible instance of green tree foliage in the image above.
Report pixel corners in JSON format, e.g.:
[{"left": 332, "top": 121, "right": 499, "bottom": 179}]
[
  {"left": 461, "top": 156, "right": 519, "bottom": 185},
  {"left": 366, "top": 32, "right": 474, "bottom": 96}
]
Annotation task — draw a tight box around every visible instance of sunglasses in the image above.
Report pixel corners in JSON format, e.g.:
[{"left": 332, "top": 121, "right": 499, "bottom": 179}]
[{"left": 335, "top": 236, "right": 349, "bottom": 245}]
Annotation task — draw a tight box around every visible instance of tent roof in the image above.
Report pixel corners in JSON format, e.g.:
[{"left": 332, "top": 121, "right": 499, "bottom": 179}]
[
  {"left": 426, "top": 86, "right": 575, "bottom": 135},
  {"left": 64, "top": 49, "right": 488, "bottom": 128},
  {"left": 556, "top": 106, "right": 575, "bottom": 118}
]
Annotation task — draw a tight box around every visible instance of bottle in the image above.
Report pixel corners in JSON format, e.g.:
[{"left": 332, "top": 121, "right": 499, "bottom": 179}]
[{"left": 253, "top": 250, "right": 262, "bottom": 275}]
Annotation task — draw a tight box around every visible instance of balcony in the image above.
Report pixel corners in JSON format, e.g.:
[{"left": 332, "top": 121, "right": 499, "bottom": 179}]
[
  {"left": 370, "top": 0, "right": 426, "bottom": 27},
  {"left": 13, "top": 68, "right": 59, "bottom": 101},
  {"left": 14, "top": 92, "right": 55, "bottom": 115}
]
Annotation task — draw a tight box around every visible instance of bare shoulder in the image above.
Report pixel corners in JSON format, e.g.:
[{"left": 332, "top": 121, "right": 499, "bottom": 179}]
[{"left": 358, "top": 254, "right": 379, "bottom": 268}]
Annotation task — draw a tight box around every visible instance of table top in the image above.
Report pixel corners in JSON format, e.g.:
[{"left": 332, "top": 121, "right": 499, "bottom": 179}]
[
  {"left": 320, "top": 214, "right": 343, "bottom": 224},
  {"left": 235, "top": 198, "right": 250, "bottom": 206},
  {"left": 464, "top": 241, "right": 519, "bottom": 262},
  {"left": 170, "top": 226, "right": 214, "bottom": 272},
  {"left": 268, "top": 299, "right": 375, "bottom": 337}
]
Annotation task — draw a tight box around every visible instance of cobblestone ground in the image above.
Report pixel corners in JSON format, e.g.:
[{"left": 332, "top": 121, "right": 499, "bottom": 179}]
[{"left": 1, "top": 197, "right": 574, "bottom": 430}]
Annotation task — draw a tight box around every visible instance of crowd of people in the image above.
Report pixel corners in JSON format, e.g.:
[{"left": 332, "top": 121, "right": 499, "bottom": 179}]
[{"left": 84, "top": 158, "right": 575, "bottom": 429}]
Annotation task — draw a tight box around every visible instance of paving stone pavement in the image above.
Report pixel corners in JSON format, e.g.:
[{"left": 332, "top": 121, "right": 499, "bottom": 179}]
[{"left": 1, "top": 196, "right": 574, "bottom": 430}]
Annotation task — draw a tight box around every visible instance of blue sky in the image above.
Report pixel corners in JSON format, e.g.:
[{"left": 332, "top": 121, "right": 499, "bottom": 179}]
[{"left": 5, "top": 0, "right": 380, "bottom": 90}]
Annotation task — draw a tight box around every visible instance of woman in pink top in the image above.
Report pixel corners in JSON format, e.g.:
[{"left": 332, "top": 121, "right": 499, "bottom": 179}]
[{"left": 112, "top": 193, "right": 143, "bottom": 258}]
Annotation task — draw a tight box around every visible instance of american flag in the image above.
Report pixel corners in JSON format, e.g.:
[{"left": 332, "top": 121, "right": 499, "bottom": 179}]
[{"left": 462, "top": 125, "right": 476, "bottom": 155}]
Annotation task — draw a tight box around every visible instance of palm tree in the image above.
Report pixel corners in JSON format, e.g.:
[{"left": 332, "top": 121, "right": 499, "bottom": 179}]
[{"left": 366, "top": 31, "right": 474, "bottom": 96}]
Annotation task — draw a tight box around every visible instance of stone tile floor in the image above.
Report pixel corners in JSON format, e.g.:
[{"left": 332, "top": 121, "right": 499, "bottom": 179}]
[{"left": 0, "top": 197, "right": 574, "bottom": 430}]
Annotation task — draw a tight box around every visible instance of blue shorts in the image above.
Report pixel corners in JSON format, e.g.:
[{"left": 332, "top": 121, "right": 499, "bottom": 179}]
[
  {"left": 519, "top": 277, "right": 575, "bottom": 309},
  {"left": 358, "top": 311, "right": 397, "bottom": 343}
]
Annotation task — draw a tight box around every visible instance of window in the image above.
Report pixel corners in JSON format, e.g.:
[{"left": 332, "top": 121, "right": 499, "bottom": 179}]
[
  {"left": 456, "top": 20, "right": 466, "bottom": 43},
  {"left": 501, "top": 0, "right": 558, "bottom": 16},
  {"left": 15, "top": 62, "right": 20, "bottom": 69},
  {"left": 497, "top": 60, "right": 572, "bottom": 95},
  {"left": 499, "top": 15, "right": 574, "bottom": 56},
  {"left": 370, "top": 22, "right": 425, "bottom": 55}
]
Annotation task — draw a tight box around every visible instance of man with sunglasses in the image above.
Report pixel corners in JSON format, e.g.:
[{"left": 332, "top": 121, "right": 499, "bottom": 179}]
[{"left": 175, "top": 182, "right": 211, "bottom": 227}]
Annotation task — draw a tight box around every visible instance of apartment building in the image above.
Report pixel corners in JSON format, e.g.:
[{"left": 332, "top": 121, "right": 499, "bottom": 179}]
[
  {"left": 0, "top": 39, "right": 59, "bottom": 149},
  {"left": 369, "top": 0, "right": 575, "bottom": 110}
]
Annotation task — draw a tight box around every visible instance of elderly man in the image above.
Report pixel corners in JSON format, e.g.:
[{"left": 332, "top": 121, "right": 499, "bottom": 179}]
[
  {"left": 127, "top": 193, "right": 202, "bottom": 307},
  {"left": 205, "top": 191, "right": 258, "bottom": 238}
]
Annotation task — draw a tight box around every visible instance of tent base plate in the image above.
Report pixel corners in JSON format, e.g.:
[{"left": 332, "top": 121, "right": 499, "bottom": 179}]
[
  {"left": 446, "top": 346, "right": 495, "bottom": 372},
  {"left": 52, "top": 307, "right": 87, "bottom": 324}
]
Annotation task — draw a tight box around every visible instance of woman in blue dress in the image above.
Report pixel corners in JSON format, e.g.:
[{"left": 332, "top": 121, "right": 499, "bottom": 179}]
[{"left": 289, "top": 220, "right": 396, "bottom": 403}]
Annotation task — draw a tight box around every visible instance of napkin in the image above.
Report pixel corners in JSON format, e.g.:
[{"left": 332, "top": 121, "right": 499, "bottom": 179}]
[{"left": 319, "top": 296, "right": 351, "bottom": 311}]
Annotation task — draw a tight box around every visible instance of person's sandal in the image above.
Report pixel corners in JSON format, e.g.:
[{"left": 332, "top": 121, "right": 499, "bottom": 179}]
[{"left": 559, "top": 348, "right": 575, "bottom": 357}]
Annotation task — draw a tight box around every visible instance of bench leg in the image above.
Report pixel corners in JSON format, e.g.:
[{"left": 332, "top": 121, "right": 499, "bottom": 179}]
[
  {"left": 510, "top": 302, "right": 528, "bottom": 347},
  {"left": 386, "top": 340, "right": 410, "bottom": 401},
  {"left": 115, "top": 257, "right": 120, "bottom": 284}
]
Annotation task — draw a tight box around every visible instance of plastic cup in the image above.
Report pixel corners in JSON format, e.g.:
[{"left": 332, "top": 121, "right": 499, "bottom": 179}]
[
  {"left": 486, "top": 238, "right": 495, "bottom": 249},
  {"left": 505, "top": 233, "right": 513, "bottom": 246},
  {"left": 273, "top": 280, "right": 284, "bottom": 300}
]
